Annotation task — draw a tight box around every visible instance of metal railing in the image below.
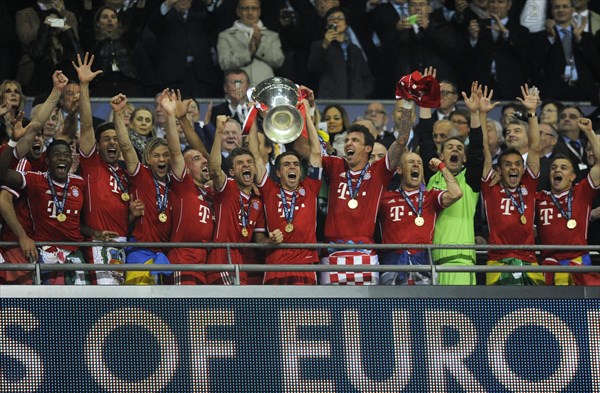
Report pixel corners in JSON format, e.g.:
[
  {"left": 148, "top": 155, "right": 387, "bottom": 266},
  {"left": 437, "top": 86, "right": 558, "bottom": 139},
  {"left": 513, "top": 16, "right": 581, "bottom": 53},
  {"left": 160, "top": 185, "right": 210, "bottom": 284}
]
[{"left": 1, "top": 241, "right": 599, "bottom": 285}]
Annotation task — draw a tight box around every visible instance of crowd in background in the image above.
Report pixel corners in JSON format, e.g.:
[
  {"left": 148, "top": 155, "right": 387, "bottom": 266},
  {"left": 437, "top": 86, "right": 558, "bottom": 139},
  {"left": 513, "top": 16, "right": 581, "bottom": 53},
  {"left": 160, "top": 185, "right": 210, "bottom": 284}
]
[{"left": 0, "top": 0, "right": 600, "bottom": 101}]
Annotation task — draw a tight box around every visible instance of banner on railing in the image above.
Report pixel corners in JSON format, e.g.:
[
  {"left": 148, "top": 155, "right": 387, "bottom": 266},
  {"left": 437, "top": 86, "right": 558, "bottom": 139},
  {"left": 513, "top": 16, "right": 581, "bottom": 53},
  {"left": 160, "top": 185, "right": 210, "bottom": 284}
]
[{"left": 1, "top": 297, "right": 599, "bottom": 392}]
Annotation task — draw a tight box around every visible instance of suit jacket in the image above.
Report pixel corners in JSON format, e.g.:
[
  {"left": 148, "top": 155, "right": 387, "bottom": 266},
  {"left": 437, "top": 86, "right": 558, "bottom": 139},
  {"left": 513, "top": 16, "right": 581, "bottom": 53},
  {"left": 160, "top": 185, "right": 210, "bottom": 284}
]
[
  {"left": 217, "top": 24, "right": 284, "bottom": 85},
  {"left": 552, "top": 135, "right": 589, "bottom": 183},
  {"left": 210, "top": 101, "right": 243, "bottom": 126},
  {"left": 588, "top": 10, "right": 600, "bottom": 36},
  {"left": 147, "top": 6, "right": 215, "bottom": 87},
  {"left": 531, "top": 27, "right": 600, "bottom": 102},
  {"left": 463, "top": 18, "right": 531, "bottom": 99},
  {"left": 307, "top": 40, "right": 374, "bottom": 99}
]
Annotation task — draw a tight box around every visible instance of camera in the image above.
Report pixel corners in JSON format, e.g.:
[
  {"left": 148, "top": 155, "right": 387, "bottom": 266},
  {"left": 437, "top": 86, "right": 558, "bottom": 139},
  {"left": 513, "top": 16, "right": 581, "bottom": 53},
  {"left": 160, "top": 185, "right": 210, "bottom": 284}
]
[
  {"left": 48, "top": 18, "right": 65, "bottom": 28},
  {"left": 327, "top": 23, "right": 337, "bottom": 31}
]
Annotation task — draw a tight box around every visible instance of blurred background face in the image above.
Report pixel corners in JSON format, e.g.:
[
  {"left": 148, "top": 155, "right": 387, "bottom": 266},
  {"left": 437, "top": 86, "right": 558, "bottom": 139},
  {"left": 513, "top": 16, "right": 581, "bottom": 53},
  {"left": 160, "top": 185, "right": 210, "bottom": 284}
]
[
  {"left": 316, "top": 0, "right": 339, "bottom": 18},
  {"left": 174, "top": 0, "right": 192, "bottom": 12},
  {"left": 131, "top": 109, "right": 153, "bottom": 135},
  {"left": 450, "top": 113, "right": 469, "bottom": 139},
  {"left": 488, "top": 0, "right": 511, "bottom": 19},
  {"left": 187, "top": 101, "right": 200, "bottom": 123},
  {"left": 586, "top": 135, "right": 599, "bottom": 166},
  {"left": 62, "top": 84, "right": 80, "bottom": 113},
  {"left": 324, "top": 107, "right": 344, "bottom": 134},
  {"left": 408, "top": 0, "right": 431, "bottom": 17},
  {"left": 552, "top": 0, "right": 574, "bottom": 25},
  {"left": 2, "top": 82, "right": 21, "bottom": 109},
  {"left": 540, "top": 103, "right": 559, "bottom": 125},
  {"left": 365, "top": 103, "right": 387, "bottom": 131},
  {"left": 224, "top": 72, "right": 249, "bottom": 103},
  {"left": 97, "top": 8, "right": 118, "bottom": 32},
  {"left": 326, "top": 11, "right": 347, "bottom": 33},
  {"left": 439, "top": 82, "right": 458, "bottom": 112},
  {"left": 238, "top": 0, "right": 261, "bottom": 26}
]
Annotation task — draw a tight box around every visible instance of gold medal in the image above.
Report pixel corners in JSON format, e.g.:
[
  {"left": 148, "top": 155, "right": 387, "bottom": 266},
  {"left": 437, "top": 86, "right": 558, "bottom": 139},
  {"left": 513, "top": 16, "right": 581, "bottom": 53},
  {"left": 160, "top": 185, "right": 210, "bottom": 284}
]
[
  {"left": 121, "top": 192, "right": 130, "bottom": 202},
  {"left": 566, "top": 219, "right": 577, "bottom": 229},
  {"left": 56, "top": 213, "right": 67, "bottom": 222},
  {"left": 285, "top": 223, "right": 294, "bottom": 233},
  {"left": 414, "top": 216, "right": 424, "bottom": 227},
  {"left": 158, "top": 212, "right": 168, "bottom": 223},
  {"left": 348, "top": 199, "right": 358, "bottom": 209},
  {"left": 520, "top": 214, "right": 527, "bottom": 225},
  {"left": 241, "top": 227, "right": 249, "bottom": 237}
]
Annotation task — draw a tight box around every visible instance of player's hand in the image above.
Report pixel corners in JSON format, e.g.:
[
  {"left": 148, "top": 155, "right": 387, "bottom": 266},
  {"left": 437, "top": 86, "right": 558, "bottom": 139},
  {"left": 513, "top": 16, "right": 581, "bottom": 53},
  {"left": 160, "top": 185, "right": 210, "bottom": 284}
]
[
  {"left": 92, "top": 230, "right": 119, "bottom": 242},
  {"left": 269, "top": 229, "right": 283, "bottom": 244},
  {"left": 110, "top": 93, "right": 128, "bottom": 112},
  {"left": 19, "top": 235, "right": 38, "bottom": 262},
  {"left": 429, "top": 157, "right": 442, "bottom": 172},
  {"left": 129, "top": 199, "right": 145, "bottom": 217}
]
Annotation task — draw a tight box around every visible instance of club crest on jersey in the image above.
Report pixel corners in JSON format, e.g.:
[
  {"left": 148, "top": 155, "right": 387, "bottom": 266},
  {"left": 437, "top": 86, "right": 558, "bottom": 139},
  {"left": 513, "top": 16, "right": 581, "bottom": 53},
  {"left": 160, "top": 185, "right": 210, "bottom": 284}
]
[
  {"left": 521, "top": 186, "right": 528, "bottom": 196},
  {"left": 71, "top": 187, "right": 80, "bottom": 197},
  {"left": 252, "top": 200, "right": 259, "bottom": 210},
  {"left": 364, "top": 172, "right": 371, "bottom": 180},
  {"left": 298, "top": 187, "right": 305, "bottom": 196}
]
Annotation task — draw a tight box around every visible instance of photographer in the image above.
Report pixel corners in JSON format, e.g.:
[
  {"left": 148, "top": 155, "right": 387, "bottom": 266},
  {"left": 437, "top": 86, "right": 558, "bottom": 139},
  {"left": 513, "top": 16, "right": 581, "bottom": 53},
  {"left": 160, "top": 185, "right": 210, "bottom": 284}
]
[{"left": 307, "top": 6, "right": 374, "bottom": 99}]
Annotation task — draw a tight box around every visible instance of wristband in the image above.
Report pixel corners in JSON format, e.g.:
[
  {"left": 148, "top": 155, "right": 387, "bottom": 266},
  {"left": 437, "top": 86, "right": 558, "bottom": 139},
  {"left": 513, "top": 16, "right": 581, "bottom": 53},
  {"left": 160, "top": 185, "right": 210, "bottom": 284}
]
[
  {"left": 437, "top": 162, "right": 446, "bottom": 171},
  {"left": 527, "top": 112, "right": 536, "bottom": 118},
  {"left": 7, "top": 139, "right": 18, "bottom": 148}
]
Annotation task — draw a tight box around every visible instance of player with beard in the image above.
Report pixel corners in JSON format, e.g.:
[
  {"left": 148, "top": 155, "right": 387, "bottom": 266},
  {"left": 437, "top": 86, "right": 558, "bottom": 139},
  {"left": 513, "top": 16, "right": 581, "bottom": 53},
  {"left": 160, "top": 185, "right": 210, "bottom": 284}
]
[
  {"left": 535, "top": 118, "right": 600, "bottom": 285},
  {"left": 309, "top": 116, "right": 407, "bottom": 285},
  {"left": 417, "top": 77, "right": 487, "bottom": 285},
  {"left": 378, "top": 152, "right": 463, "bottom": 285},
  {"left": 160, "top": 90, "right": 215, "bottom": 285},
  {"left": 111, "top": 93, "right": 172, "bottom": 285},
  {"left": 480, "top": 84, "right": 544, "bottom": 285},
  {"left": 0, "top": 124, "right": 88, "bottom": 285},
  {"left": 248, "top": 100, "right": 323, "bottom": 285},
  {"left": 206, "top": 115, "right": 269, "bottom": 285},
  {"left": 75, "top": 53, "right": 129, "bottom": 285}
]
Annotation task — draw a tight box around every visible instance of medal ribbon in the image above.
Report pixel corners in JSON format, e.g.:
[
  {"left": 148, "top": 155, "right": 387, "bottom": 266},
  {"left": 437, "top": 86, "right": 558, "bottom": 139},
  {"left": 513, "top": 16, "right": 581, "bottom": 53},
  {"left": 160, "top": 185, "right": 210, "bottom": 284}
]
[
  {"left": 346, "top": 163, "right": 370, "bottom": 200},
  {"left": 550, "top": 188, "right": 573, "bottom": 221},
  {"left": 239, "top": 193, "right": 251, "bottom": 229},
  {"left": 503, "top": 186, "right": 525, "bottom": 216},
  {"left": 47, "top": 173, "right": 70, "bottom": 215},
  {"left": 279, "top": 187, "right": 297, "bottom": 224},
  {"left": 152, "top": 176, "right": 169, "bottom": 213},
  {"left": 399, "top": 188, "right": 423, "bottom": 218},
  {"left": 108, "top": 165, "right": 129, "bottom": 194}
]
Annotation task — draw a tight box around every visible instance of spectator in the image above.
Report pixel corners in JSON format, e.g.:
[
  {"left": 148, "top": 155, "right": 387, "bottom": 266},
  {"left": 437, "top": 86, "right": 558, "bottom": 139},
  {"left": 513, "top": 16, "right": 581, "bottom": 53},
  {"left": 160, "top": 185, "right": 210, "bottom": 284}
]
[
  {"left": 432, "top": 119, "right": 457, "bottom": 152},
  {"left": 210, "top": 69, "right": 251, "bottom": 127},
  {"left": 504, "top": 118, "right": 530, "bottom": 156},
  {"left": 379, "top": 99, "right": 418, "bottom": 150},
  {"left": 500, "top": 101, "right": 526, "bottom": 128},
  {"left": 322, "top": 104, "right": 350, "bottom": 155},
  {"left": 433, "top": 80, "right": 459, "bottom": 121},
  {"left": 217, "top": 0, "right": 285, "bottom": 86},
  {"left": 463, "top": 0, "right": 531, "bottom": 99},
  {"left": 531, "top": 0, "right": 600, "bottom": 103},
  {"left": 486, "top": 118, "right": 504, "bottom": 165},
  {"left": 539, "top": 99, "right": 564, "bottom": 128},
  {"left": 538, "top": 122, "right": 559, "bottom": 191},
  {"left": 364, "top": 102, "right": 388, "bottom": 138},
  {"left": 370, "top": 141, "right": 387, "bottom": 164},
  {"left": 128, "top": 106, "right": 154, "bottom": 160},
  {"left": 0, "top": 80, "right": 27, "bottom": 143},
  {"left": 307, "top": 6, "right": 375, "bottom": 99},
  {"left": 87, "top": 6, "right": 143, "bottom": 97},
  {"left": 450, "top": 109, "right": 471, "bottom": 143},
  {"left": 552, "top": 105, "right": 588, "bottom": 182},
  {"left": 572, "top": 0, "right": 600, "bottom": 36},
  {"left": 536, "top": 118, "right": 600, "bottom": 285},
  {"left": 219, "top": 118, "right": 243, "bottom": 173},
  {"left": 147, "top": 0, "right": 219, "bottom": 98}
]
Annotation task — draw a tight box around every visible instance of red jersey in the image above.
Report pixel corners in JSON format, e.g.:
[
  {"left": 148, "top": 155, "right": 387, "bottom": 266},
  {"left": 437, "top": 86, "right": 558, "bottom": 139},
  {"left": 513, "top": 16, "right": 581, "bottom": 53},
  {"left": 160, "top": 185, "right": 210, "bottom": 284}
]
[
  {"left": 482, "top": 167, "right": 539, "bottom": 262},
  {"left": 79, "top": 146, "right": 130, "bottom": 236},
  {"left": 20, "top": 171, "right": 85, "bottom": 247},
  {"left": 378, "top": 188, "right": 445, "bottom": 254},
  {"left": 208, "top": 178, "right": 266, "bottom": 264},
  {"left": 536, "top": 175, "right": 599, "bottom": 261},
  {"left": 130, "top": 163, "right": 172, "bottom": 246},
  {"left": 322, "top": 155, "right": 394, "bottom": 244},
  {"left": 168, "top": 170, "right": 215, "bottom": 264},
  {"left": 258, "top": 168, "right": 322, "bottom": 264}
]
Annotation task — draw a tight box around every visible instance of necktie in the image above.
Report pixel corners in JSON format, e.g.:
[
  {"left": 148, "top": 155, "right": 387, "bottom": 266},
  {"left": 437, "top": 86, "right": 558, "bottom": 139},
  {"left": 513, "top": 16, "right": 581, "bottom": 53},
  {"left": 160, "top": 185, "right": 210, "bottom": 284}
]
[
  {"left": 561, "top": 28, "right": 573, "bottom": 63},
  {"left": 568, "top": 140, "right": 582, "bottom": 160}
]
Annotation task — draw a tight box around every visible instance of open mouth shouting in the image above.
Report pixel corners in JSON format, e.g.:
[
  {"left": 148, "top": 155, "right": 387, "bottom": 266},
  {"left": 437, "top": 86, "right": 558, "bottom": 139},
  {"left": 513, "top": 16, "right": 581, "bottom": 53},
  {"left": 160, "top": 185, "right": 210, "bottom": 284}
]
[
  {"left": 552, "top": 173, "right": 563, "bottom": 188},
  {"left": 242, "top": 168, "right": 252, "bottom": 182},
  {"left": 449, "top": 153, "right": 459, "bottom": 164},
  {"left": 55, "top": 163, "right": 69, "bottom": 177},
  {"left": 345, "top": 148, "right": 355, "bottom": 159}
]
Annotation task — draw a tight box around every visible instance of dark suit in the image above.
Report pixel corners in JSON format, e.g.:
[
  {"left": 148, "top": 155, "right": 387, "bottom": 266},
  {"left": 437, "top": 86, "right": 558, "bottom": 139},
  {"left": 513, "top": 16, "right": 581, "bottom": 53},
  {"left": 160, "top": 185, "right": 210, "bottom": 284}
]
[
  {"left": 210, "top": 101, "right": 244, "bottom": 127},
  {"left": 531, "top": 27, "right": 600, "bottom": 103},
  {"left": 552, "top": 135, "right": 589, "bottom": 183},
  {"left": 463, "top": 18, "right": 530, "bottom": 100},
  {"left": 147, "top": 5, "right": 219, "bottom": 98}
]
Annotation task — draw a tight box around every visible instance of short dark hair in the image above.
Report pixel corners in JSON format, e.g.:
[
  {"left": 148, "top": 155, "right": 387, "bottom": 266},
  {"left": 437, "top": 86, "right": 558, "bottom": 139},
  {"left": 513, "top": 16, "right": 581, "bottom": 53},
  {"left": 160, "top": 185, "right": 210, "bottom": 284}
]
[
  {"left": 440, "top": 136, "right": 465, "bottom": 152},
  {"left": 347, "top": 123, "right": 375, "bottom": 148},
  {"left": 95, "top": 122, "right": 116, "bottom": 141},
  {"left": 47, "top": 139, "right": 71, "bottom": 155},
  {"left": 559, "top": 105, "right": 584, "bottom": 118},
  {"left": 274, "top": 151, "right": 302, "bottom": 171},
  {"left": 223, "top": 69, "right": 250, "bottom": 84},
  {"left": 497, "top": 147, "right": 523, "bottom": 166},
  {"left": 324, "top": 6, "right": 347, "bottom": 24},
  {"left": 228, "top": 147, "right": 255, "bottom": 166},
  {"left": 550, "top": 153, "right": 576, "bottom": 171}
]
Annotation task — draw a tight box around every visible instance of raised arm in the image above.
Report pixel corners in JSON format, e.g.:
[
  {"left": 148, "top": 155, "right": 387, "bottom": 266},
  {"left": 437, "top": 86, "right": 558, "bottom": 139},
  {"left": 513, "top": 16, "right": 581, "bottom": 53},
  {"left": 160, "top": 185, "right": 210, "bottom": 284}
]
[
  {"left": 579, "top": 118, "right": 600, "bottom": 185},
  {"left": 429, "top": 157, "right": 463, "bottom": 207},
  {"left": 462, "top": 81, "right": 485, "bottom": 191},
  {"left": 160, "top": 89, "right": 185, "bottom": 179},
  {"left": 304, "top": 100, "right": 322, "bottom": 168},
  {"left": 0, "top": 120, "right": 39, "bottom": 190},
  {"left": 517, "top": 84, "right": 541, "bottom": 177},
  {"left": 73, "top": 52, "right": 103, "bottom": 155},
  {"left": 478, "top": 86, "right": 500, "bottom": 178},
  {"left": 247, "top": 115, "right": 266, "bottom": 183},
  {"left": 0, "top": 189, "right": 37, "bottom": 261},
  {"left": 387, "top": 102, "right": 412, "bottom": 169},
  {"left": 110, "top": 94, "right": 139, "bottom": 175},
  {"left": 172, "top": 90, "right": 210, "bottom": 160},
  {"left": 208, "top": 115, "right": 228, "bottom": 190}
]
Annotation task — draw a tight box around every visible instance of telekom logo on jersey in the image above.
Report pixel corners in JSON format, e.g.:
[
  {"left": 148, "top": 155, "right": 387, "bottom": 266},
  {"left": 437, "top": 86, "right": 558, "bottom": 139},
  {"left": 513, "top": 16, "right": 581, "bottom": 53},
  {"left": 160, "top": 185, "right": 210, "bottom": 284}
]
[{"left": 499, "top": 198, "right": 529, "bottom": 216}]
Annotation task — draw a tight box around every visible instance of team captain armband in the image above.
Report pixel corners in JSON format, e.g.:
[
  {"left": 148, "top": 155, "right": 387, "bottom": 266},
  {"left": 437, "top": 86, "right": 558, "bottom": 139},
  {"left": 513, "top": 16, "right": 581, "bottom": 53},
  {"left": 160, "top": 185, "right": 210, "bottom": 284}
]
[{"left": 307, "top": 166, "right": 323, "bottom": 180}]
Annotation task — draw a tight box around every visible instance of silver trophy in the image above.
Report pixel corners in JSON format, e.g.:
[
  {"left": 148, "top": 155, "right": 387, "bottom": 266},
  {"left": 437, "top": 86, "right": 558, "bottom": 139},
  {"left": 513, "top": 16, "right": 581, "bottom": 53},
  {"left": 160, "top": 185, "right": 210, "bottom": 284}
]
[{"left": 251, "top": 77, "right": 304, "bottom": 144}]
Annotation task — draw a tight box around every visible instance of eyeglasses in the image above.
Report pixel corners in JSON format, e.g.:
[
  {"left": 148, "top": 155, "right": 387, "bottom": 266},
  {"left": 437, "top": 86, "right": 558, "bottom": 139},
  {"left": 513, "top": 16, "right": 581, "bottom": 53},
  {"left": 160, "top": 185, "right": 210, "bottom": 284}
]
[
  {"left": 326, "top": 16, "right": 345, "bottom": 22},
  {"left": 452, "top": 119, "right": 468, "bottom": 125},
  {"left": 364, "top": 110, "right": 385, "bottom": 116},
  {"left": 239, "top": 6, "right": 260, "bottom": 12}
]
